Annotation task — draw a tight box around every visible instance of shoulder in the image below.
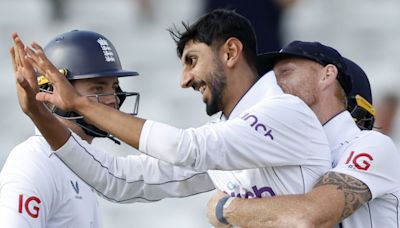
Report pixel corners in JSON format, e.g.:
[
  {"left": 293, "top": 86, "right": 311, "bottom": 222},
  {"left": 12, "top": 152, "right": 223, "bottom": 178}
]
[
  {"left": 263, "top": 93, "right": 318, "bottom": 119},
  {"left": 251, "top": 93, "right": 323, "bottom": 134},
  {"left": 354, "top": 130, "right": 398, "bottom": 153},
  {"left": 6, "top": 136, "right": 46, "bottom": 162},
  {"left": 1, "top": 136, "right": 57, "bottom": 181}
]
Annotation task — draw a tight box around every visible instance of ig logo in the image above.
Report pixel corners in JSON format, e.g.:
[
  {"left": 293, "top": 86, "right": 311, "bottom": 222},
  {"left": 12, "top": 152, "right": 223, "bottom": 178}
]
[
  {"left": 345, "top": 151, "right": 373, "bottom": 171},
  {"left": 18, "top": 194, "right": 41, "bottom": 218}
]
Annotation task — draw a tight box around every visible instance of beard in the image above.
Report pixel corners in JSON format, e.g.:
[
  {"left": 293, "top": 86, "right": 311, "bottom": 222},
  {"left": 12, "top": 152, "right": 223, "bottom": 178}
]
[{"left": 205, "top": 59, "right": 227, "bottom": 116}]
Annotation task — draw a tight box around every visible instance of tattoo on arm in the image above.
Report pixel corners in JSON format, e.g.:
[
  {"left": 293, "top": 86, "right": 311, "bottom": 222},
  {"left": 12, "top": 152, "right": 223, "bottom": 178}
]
[{"left": 314, "top": 171, "right": 372, "bottom": 220}]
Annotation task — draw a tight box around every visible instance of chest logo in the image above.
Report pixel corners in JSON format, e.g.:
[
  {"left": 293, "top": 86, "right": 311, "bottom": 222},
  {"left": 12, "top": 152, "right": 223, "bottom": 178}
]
[
  {"left": 228, "top": 185, "right": 276, "bottom": 198},
  {"left": 70, "top": 180, "right": 80, "bottom": 194}
]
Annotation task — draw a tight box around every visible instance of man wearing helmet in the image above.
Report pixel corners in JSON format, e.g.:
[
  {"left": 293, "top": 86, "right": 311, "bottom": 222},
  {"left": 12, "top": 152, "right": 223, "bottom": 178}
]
[
  {"left": 207, "top": 42, "right": 400, "bottom": 228},
  {"left": 0, "top": 30, "right": 141, "bottom": 227}
]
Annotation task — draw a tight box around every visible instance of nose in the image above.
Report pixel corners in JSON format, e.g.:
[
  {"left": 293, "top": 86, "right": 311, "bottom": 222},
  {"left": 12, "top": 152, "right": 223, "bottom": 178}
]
[
  {"left": 180, "top": 71, "right": 193, "bottom": 88},
  {"left": 100, "top": 94, "right": 120, "bottom": 109}
]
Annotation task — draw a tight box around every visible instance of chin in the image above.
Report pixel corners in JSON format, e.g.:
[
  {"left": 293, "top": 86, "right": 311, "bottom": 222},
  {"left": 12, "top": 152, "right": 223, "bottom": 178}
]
[{"left": 206, "top": 103, "right": 220, "bottom": 116}]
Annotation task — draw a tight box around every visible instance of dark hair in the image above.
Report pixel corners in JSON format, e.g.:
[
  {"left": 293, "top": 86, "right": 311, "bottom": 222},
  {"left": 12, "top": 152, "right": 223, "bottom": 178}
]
[{"left": 168, "top": 9, "right": 257, "bottom": 69}]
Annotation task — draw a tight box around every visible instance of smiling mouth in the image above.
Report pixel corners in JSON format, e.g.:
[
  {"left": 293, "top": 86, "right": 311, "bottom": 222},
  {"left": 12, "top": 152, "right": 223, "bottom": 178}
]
[
  {"left": 192, "top": 80, "right": 207, "bottom": 94},
  {"left": 199, "top": 85, "right": 206, "bottom": 94}
]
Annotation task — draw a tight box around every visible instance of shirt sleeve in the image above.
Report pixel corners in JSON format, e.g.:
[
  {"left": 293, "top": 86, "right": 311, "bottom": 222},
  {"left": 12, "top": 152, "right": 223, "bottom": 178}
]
[
  {"left": 55, "top": 133, "right": 215, "bottom": 203},
  {"left": 331, "top": 132, "right": 400, "bottom": 199},
  {"left": 139, "top": 95, "right": 330, "bottom": 172},
  {"left": 0, "top": 146, "right": 52, "bottom": 228}
]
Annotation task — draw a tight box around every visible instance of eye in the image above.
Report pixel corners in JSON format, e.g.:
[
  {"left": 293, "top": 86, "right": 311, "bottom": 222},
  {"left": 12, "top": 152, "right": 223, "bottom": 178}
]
[
  {"left": 92, "top": 86, "right": 104, "bottom": 94},
  {"left": 113, "top": 84, "right": 119, "bottom": 92},
  {"left": 185, "top": 55, "right": 197, "bottom": 67},
  {"left": 278, "top": 67, "right": 292, "bottom": 76}
]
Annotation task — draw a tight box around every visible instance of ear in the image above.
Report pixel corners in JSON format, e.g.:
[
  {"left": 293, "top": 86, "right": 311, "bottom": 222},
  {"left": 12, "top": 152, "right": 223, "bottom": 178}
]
[
  {"left": 319, "top": 64, "right": 338, "bottom": 90},
  {"left": 220, "top": 37, "right": 243, "bottom": 68}
]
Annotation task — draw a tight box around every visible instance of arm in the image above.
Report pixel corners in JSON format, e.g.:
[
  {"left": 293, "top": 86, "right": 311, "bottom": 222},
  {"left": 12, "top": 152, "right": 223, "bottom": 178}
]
[
  {"left": 139, "top": 96, "right": 330, "bottom": 171},
  {"left": 207, "top": 171, "right": 371, "bottom": 228},
  {"left": 0, "top": 148, "right": 53, "bottom": 227},
  {"left": 0, "top": 184, "right": 45, "bottom": 228},
  {"left": 55, "top": 132, "right": 215, "bottom": 202},
  {"left": 11, "top": 33, "right": 70, "bottom": 150},
  {"left": 25, "top": 38, "right": 329, "bottom": 171}
]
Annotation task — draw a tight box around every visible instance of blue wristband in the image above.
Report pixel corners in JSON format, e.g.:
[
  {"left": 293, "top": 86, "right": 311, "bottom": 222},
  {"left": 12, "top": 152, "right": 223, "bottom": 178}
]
[{"left": 216, "top": 196, "right": 231, "bottom": 225}]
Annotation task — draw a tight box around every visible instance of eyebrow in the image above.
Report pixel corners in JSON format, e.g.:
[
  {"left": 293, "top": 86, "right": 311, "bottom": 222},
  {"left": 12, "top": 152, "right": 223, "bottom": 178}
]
[
  {"left": 87, "top": 79, "right": 119, "bottom": 87},
  {"left": 181, "top": 50, "right": 199, "bottom": 61}
]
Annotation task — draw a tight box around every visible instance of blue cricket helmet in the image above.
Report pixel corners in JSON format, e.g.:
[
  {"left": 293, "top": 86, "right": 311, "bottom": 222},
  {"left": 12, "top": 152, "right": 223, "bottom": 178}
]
[{"left": 43, "top": 30, "right": 138, "bottom": 80}]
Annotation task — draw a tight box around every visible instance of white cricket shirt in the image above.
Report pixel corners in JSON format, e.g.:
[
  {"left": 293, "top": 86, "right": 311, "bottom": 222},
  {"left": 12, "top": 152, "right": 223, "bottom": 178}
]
[
  {"left": 139, "top": 71, "right": 331, "bottom": 197},
  {"left": 53, "top": 71, "right": 330, "bottom": 206},
  {"left": 325, "top": 111, "right": 400, "bottom": 228},
  {"left": 0, "top": 131, "right": 102, "bottom": 228}
]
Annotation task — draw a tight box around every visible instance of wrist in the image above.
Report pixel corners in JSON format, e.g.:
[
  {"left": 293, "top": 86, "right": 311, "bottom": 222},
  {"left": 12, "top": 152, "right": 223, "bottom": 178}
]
[{"left": 216, "top": 196, "right": 235, "bottom": 225}]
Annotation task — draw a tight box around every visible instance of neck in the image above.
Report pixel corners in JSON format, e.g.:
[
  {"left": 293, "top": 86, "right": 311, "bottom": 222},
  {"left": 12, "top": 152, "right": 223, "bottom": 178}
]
[
  {"left": 59, "top": 118, "right": 94, "bottom": 144},
  {"left": 310, "top": 97, "right": 346, "bottom": 125},
  {"left": 222, "top": 65, "right": 258, "bottom": 118}
]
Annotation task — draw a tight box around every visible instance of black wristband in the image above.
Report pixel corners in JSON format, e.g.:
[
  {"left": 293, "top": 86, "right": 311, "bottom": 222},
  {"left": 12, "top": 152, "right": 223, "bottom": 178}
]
[{"left": 215, "top": 196, "right": 231, "bottom": 225}]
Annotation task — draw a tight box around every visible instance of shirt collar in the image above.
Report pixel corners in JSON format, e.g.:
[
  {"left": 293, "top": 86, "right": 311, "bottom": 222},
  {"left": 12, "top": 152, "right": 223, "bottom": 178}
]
[{"left": 225, "top": 71, "right": 283, "bottom": 120}]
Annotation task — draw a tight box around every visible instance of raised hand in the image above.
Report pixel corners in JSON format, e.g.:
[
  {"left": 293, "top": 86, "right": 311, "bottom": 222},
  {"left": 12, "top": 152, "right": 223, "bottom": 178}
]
[
  {"left": 11, "top": 33, "right": 43, "bottom": 116},
  {"left": 24, "top": 41, "right": 83, "bottom": 112}
]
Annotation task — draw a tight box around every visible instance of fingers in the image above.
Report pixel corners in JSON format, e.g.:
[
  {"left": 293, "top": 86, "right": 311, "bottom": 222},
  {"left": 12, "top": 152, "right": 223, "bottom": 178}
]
[
  {"left": 27, "top": 42, "right": 62, "bottom": 83},
  {"left": 23, "top": 56, "right": 39, "bottom": 91},
  {"left": 24, "top": 46, "right": 41, "bottom": 73},
  {"left": 13, "top": 35, "right": 26, "bottom": 67},
  {"left": 24, "top": 47, "right": 42, "bottom": 73},
  {"left": 13, "top": 38, "right": 21, "bottom": 70},
  {"left": 31, "top": 42, "right": 56, "bottom": 75},
  {"left": 10, "top": 47, "right": 17, "bottom": 72}
]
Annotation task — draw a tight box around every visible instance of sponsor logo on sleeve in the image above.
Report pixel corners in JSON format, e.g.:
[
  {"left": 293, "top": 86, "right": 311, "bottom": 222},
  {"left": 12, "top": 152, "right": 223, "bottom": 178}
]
[
  {"left": 344, "top": 151, "right": 373, "bottom": 171},
  {"left": 241, "top": 113, "right": 274, "bottom": 140},
  {"left": 18, "top": 194, "right": 41, "bottom": 218}
]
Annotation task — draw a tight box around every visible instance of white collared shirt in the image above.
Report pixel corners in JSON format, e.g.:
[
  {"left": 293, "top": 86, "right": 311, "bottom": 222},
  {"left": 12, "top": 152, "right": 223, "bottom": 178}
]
[
  {"left": 0, "top": 130, "right": 102, "bottom": 228},
  {"left": 140, "top": 71, "right": 331, "bottom": 197},
  {"left": 324, "top": 111, "right": 400, "bottom": 228}
]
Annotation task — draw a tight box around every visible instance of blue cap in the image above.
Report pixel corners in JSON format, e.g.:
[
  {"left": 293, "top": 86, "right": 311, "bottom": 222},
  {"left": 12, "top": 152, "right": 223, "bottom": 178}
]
[
  {"left": 344, "top": 58, "right": 375, "bottom": 130},
  {"left": 257, "top": 40, "right": 352, "bottom": 94},
  {"left": 344, "top": 57, "right": 372, "bottom": 106}
]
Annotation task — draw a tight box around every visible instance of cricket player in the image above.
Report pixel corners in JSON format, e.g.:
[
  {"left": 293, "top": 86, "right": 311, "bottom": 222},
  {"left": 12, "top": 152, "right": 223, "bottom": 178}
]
[
  {"left": 0, "top": 30, "right": 142, "bottom": 227},
  {"left": 16, "top": 9, "right": 331, "bottom": 221},
  {"left": 207, "top": 42, "right": 400, "bottom": 228}
]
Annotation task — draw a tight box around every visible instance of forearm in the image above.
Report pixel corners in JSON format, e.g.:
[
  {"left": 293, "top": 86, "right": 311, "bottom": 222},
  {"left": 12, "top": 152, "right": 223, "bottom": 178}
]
[
  {"left": 224, "top": 186, "right": 343, "bottom": 228},
  {"left": 75, "top": 97, "right": 145, "bottom": 149},
  {"left": 225, "top": 196, "right": 313, "bottom": 227},
  {"left": 28, "top": 104, "right": 70, "bottom": 150}
]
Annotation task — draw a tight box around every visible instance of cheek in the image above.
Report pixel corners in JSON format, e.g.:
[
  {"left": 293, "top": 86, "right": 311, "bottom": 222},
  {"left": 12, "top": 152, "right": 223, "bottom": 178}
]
[{"left": 277, "top": 77, "right": 297, "bottom": 94}]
